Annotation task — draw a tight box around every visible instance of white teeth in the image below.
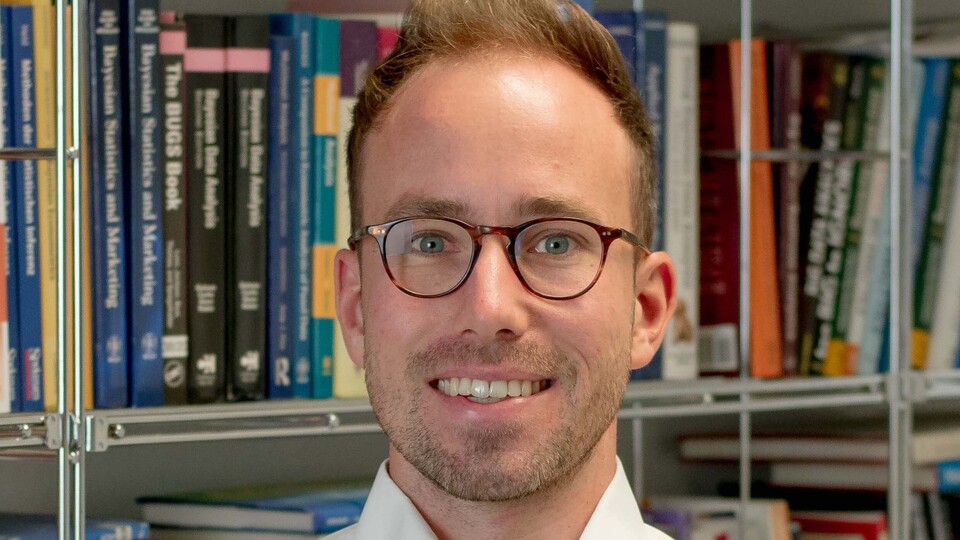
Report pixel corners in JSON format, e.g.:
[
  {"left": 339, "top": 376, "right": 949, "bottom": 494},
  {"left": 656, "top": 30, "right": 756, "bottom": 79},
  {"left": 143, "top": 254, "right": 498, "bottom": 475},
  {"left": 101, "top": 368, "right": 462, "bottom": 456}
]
[
  {"left": 489, "top": 381, "right": 508, "bottom": 399},
  {"left": 436, "top": 377, "right": 549, "bottom": 400}
]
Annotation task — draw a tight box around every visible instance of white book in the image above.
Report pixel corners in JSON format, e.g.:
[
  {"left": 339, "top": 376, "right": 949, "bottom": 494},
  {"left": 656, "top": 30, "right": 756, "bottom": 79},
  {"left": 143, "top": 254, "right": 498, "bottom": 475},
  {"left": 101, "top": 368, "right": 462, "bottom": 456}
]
[
  {"left": 647, "top": 496, "right": 792, "bottom": 540},
  {"left": 661, "top": 21, "right": 699, "bottom": 380},
  {"left": 925, "top": 135, "right": 960, "bottom": 370}
]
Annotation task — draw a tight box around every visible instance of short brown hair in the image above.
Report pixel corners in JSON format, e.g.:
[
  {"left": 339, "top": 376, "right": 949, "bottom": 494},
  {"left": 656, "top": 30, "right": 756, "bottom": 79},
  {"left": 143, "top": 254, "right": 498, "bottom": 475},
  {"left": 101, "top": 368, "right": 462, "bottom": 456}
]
[{"left": 346, "top": 0, "right": 656, "bottom": 244}]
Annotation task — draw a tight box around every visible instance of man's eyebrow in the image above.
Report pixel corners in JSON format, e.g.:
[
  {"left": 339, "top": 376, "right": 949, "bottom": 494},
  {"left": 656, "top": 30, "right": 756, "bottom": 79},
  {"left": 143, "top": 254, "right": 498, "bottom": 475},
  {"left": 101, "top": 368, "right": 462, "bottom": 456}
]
[
  {"left": 383, "top": 195, "right": 471, "bottom": 221},
  {"left": 515, "top": 196, "right": 602, "bottom": 223}
]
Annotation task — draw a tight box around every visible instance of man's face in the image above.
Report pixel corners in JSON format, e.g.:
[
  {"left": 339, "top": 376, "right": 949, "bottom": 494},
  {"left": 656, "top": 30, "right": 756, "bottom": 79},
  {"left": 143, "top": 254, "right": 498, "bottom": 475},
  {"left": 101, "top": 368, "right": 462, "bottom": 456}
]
[{"left": 339, "top": 53, "right": 657, "bottom": 501}]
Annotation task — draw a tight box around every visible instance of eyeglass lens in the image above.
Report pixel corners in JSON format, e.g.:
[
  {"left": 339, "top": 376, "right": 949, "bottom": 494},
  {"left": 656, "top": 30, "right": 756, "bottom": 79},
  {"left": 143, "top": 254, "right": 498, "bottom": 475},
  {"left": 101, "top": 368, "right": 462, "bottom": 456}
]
[{"left": 381, "top": 218, "right": 605, "bottom": 297}]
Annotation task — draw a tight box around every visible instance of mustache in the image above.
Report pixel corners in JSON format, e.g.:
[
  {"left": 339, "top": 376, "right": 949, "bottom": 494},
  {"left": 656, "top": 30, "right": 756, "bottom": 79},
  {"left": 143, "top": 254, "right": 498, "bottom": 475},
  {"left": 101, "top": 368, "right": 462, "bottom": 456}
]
[{"left": 405, "top": 338, "right": 576, "bottom": 380}]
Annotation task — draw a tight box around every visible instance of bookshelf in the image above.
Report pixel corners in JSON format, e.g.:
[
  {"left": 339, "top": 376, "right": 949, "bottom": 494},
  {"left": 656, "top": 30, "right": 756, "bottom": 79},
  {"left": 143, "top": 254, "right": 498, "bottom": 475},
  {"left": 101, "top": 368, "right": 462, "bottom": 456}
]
[{"left": 1, "top": 0, "right": 960, "bottom": 538}]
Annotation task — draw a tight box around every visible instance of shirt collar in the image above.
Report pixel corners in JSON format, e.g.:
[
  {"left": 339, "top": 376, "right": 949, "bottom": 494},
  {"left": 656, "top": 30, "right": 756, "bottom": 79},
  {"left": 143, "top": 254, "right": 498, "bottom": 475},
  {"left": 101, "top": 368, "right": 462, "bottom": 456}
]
[{"left": 351, "top": 457, "right": 656, "bottom": 540}]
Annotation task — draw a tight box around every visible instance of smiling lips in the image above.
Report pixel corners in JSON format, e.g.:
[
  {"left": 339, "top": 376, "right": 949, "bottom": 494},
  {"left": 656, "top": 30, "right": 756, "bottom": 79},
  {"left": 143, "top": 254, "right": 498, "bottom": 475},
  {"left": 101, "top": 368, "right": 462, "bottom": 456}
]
[{"left": 434, "top": 377, "right": 552, "bottom": 404}]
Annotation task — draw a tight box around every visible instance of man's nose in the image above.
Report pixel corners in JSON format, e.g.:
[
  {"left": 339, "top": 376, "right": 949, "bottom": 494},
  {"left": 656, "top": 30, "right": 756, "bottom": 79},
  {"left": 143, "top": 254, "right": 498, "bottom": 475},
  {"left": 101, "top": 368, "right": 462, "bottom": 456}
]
[{"left": 452, "top": 235, "right": 531, "bottom": 342}]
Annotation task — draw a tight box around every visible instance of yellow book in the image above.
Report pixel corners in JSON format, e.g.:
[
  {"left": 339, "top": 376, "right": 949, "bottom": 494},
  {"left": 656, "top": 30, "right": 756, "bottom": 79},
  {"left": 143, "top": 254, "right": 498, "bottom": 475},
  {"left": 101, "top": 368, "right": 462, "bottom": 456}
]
[{"left": 823, "top": 339, "right": 849, "bottom": 376}]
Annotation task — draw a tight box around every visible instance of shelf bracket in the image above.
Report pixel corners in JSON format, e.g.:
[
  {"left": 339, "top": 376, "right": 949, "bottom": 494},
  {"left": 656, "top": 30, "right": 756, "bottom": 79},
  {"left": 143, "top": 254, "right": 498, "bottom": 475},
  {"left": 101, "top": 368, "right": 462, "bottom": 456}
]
[{"left": 44, "top": 414, "right": 62, "bottom": 450}]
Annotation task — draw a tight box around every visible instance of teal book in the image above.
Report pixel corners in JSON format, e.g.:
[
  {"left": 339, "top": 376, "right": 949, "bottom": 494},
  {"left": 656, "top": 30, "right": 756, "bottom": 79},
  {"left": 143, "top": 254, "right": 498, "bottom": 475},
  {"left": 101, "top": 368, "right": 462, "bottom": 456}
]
[{"left": 309, "top": 17, "right": 339, "bottom": 400}]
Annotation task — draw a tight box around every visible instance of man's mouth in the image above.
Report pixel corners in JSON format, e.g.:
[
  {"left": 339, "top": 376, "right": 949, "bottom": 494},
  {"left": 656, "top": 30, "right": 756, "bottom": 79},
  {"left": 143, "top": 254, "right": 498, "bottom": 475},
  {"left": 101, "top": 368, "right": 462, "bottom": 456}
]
[{"left": 432, "top": 378, "right": 553, "bottom": 404}]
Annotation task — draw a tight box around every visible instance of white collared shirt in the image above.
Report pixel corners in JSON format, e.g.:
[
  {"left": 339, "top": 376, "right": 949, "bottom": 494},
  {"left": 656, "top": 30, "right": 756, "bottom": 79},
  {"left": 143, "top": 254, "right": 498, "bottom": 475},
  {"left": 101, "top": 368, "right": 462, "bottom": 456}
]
[{"left": 325, "top": 458, "right": 673, "bottom": 539}]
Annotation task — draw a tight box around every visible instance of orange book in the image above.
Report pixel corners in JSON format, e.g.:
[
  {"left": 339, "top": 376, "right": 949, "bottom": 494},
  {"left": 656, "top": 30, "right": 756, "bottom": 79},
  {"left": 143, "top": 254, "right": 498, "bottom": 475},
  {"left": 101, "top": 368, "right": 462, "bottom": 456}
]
[{"left": 729, "top": 39, "right": 784, "bottom": 378}]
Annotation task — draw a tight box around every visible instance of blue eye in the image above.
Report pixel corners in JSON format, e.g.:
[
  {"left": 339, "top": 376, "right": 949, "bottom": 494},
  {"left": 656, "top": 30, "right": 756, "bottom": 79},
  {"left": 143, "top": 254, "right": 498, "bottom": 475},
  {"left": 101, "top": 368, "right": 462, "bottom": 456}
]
[
  {"left": 416, "top": 235, "right": 445, "bottom": 254},
  {"left": 536, "top": 235, "right": 570, "bottom": 255}
]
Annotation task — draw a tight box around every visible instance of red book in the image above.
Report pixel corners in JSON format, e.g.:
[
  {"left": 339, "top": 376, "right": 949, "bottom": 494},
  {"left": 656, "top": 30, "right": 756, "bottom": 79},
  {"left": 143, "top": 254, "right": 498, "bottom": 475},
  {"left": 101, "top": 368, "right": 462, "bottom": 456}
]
[{"left": 792, "top": 511, "right": 888, "bottom": 540}]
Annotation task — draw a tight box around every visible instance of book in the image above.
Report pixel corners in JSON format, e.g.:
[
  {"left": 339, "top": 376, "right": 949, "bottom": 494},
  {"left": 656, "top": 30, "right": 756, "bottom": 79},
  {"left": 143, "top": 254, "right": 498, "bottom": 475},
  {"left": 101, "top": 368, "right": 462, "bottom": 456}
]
[
  {"left": 123, "top": 0, "right": 164, "bottom": 407},
  {"left": 225, "top": 15, "right": 270, "bottom": 401},
  {"left": 269, "top": 13, "right": 313, "bottom": 400},
  {"left": 0, "top": 4, "right": 13, "bottom": 414},
  {"left": 184, "top": 15, "right": 227, "bottom": 403},
  {"left": 641, "top": 10, "right": 667, "bottom": 253},
  {"left": 645, "top": 496, "right": 792, "bottom": 540},
  {"left": 88, "top": 0, "right": 130, "bottom": 409},
  {"left": 679, "top": 426, "right": 960, "bottom": 465},
  {"left": 770, "top": 460, "right": 960, "bottom": 494},
  {"left": 912, "top": 59, "right": 960, "bottom": 370},
  {"left": 159, "top": 10, "right": 188, "bottom": 405},
  {"left": 375, "top": 27, "right": 399, "bottom": 61},
  {"left": 9, "top": 3, "right": 44, "bottom": 412},
  {"left": 697, "top": 43, "right": 740, "bottom": 376},
  {"left": 332, "top": 20, "right": 376, "bottom": 399},
  {"left": 138, "top": 482, "right": 370, "bottom": 534},
  {"left": 659, "top": 21, "right": 699, "bottom": 380},
  {"left": 822, "top": 57, "right": 876, "bottom": 376},
  {"left": 266, "top": 33, "right": 295, "bottom": 400},
  {"left": 730, "top": 38, "right": 783, "bottom": 379},
  {"left": 593, "top": 10, "right": 637, "bottom": 82},
  {"left": 640, "top": 507, "right": 693, "bottom": 540},
  {"left": 310, "top": 16, "right": 339, "bottom": 400},
  {"left": 925, "top": 68, "right": 960, "bottom": 372},
  {"left": 799, "top": 54, "right": 851, "bottom": 376},
  {"left": 0, "top": 514, "right": 149, "bottom": 539},
  {"left": 768, "top": 40, "right": 804, "bottom": 376},
  {"left": 791, "top": 511, "right": 887, "bottom": 540}
]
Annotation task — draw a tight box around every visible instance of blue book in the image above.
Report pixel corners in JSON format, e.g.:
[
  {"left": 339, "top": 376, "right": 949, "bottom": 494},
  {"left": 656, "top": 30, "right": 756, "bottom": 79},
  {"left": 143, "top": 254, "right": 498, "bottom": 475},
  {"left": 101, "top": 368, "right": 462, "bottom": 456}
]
[
  {"left": 8, "top": 5, "right": 44, "bottom": 412},
  {"left": 138, "top": 482, "right": 369, "bottom": 534},
  {"left": 269, "top": 13, "right": 314, "bottom": 399},
  {"left": 0, "top": 5, "right": 21, "bottom": 413},
  {"left": 88, "top": 0, "right": 130, "bottom": 408},
  {"left": 266, "top": 34, "right": 295, "bottom": 400},
  {"left": 0, "top": 514, "right": 149, "bottom": 539},
  {"left": 640, "top": 10, "right": 667, "bottom": 253},
  {"left": 570, "top": 0, "right": 592, "bottom": 13},
  {"left": 122, "top": 0, "right": 164, "bottom": 407},
  {"left": 310, "top": 17, "right": 339, "bottom": 400},
  {"left": 857, "top": 186, "right": 891, "bottom": 375},
  {"left": 593, "top": 10, "right": 636, "bottom": 82},
  {"left": 938, "top": 460, "right": 960, "bottom": 493},
  {"left": 912, "top": 58, "right": 950, "bottom": 271}
]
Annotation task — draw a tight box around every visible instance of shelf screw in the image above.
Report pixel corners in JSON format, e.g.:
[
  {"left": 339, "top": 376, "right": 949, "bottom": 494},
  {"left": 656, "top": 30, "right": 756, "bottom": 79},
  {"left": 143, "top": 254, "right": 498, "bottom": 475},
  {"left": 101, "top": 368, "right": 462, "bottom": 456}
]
[
  {"left": 326, "top": 414, "right": 341, "bottom": 429},
  {"left": 18, "top": 424, "right": 32, "bottom": 439},
  {"left": 66, "top": 146, "right": 79, "bottom": 160},
  {"left": 108, "top": 424, "right": 126, "bottom": 439}
]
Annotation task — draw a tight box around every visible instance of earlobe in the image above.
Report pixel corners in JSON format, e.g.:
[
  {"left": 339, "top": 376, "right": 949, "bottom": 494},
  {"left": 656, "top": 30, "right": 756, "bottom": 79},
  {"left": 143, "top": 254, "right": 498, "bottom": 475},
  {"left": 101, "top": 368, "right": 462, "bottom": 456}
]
[
  {"left": 630, "top": 251, "right": 678, "bottom": 370},
  {"left": 334, "top": 249, "right": 365, "bottom": 368}
]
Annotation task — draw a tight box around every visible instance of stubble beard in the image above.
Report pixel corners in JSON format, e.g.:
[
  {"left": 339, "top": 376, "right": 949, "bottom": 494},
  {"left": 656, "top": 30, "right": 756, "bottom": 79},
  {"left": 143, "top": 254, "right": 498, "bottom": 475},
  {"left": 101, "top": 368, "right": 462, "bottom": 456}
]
[{"left": 364, "top": 337, "right": 630, "bottom": 502}]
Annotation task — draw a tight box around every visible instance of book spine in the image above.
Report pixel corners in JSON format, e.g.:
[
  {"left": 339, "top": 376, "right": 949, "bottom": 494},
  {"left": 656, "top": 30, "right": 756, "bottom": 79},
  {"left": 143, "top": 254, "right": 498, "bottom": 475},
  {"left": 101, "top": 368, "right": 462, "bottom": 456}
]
[
  {"left": 225, "top": 15, "right": 269, "bottom": 401},
  {"left": 310, "top": 17, "right": 339, "bottom": 400},
  {"left": 819, "top": 57, "right": 870, "bottom": 376},
  {"left": 269, "top": 13, "right": 313, "bottom": 399},
  {"left": 88, "top": 0, "right": 129, "bottom": 409},
  {"left": 10, "top": 5, "right": 45, "bottom": 411},
  {"left": 938, "top": 461, "right": 960, "bottom": 493},
  {"left": 593, "top": 11, "right": 637, "bottom": 83},
  {"left": 697, "top": 43, "right": 740, "bottom": 376},
  {"left": 159, "top": 11, "right": 189, "bottom": 404},
  {"left": 267, "top": 34, "right": 294, "bottom": 399},
  {"left": 770, "top": 40, "right": 803, "bottom": 376},
  {"left": 730, "top": 39, "right": 783, "bottom": 379},
  {"left": 912, "top": 60, "right": 960, "bottom": 370},
  {"left": 0, "top": 5, "right": 16, "bottom": 413},
  {"left": 28, "top": 0, "right": 58, "bottom": 412},
  {"left": 659, "top": 22, "right": 699, "bottom": 381},
  {"left": 641, "top": 10, "right": 667, "bottom": 253},
  {"left": 846, "top": 62, "right": 892, "bottom": 375},
  {"left": 799, "top": 55, "right": 849, "bottom": 376},
  {"left": 333, "top": 20, "right": 377, "bottom": 398},
  {"left": 925, "top": 73, "right": 960, "bottom": 370},
  {"left": 184, "top": 15, "right": 227, "bottom": 403},
  {"left": 911, "top": 58, "right": 951, "bottom": 272},
  {"left": 123, "top": 0, "right": 164, "bottom": 407}
]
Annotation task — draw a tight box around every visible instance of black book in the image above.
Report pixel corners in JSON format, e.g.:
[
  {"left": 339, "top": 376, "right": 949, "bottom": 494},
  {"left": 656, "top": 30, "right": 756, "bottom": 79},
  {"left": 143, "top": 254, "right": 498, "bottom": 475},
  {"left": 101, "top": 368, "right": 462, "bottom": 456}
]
[
  {"left": 159, "top": 11, "right": 189, "bottom": 405},
  {"left": 184, "top": 15, "right": 227, "bottom": 403},
  {"left": 225, "top": 16, "right": 269, "bottom": 401}
]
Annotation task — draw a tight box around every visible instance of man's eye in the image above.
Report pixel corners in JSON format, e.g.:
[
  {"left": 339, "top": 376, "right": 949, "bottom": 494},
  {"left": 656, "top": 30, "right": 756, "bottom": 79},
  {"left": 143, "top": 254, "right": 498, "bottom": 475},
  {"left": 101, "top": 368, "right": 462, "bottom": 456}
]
[
  {"left": 535, "top": 235, "right": 571, "bottom": 255},
  {"left": 413, "top": 234, "right": 446, "bottom": 254}
]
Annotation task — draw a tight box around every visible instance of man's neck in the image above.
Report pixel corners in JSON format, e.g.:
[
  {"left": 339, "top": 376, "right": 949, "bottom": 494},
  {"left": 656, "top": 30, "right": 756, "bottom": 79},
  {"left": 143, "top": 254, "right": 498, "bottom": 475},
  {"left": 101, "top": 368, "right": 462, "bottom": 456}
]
[{"left": 387, "top": 424, "right": 619, "bottom": 540}]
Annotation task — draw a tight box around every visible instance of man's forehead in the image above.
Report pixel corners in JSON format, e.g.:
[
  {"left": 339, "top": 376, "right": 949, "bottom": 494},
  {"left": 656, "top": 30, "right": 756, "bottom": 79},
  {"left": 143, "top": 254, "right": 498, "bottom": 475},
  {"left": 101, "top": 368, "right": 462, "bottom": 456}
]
[{"left": 382, "top": 193, "right": 605, "bottom": 224}]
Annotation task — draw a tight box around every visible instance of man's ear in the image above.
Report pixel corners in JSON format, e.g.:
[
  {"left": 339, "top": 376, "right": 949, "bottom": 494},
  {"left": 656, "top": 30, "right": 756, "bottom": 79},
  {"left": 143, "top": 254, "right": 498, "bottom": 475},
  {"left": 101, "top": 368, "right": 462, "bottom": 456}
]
[
  {"left": 334, "top": 248, "right": 365, "bottom": 369},
  {"left": 630, "top": 251, "right": 678, "bottom": 370}
]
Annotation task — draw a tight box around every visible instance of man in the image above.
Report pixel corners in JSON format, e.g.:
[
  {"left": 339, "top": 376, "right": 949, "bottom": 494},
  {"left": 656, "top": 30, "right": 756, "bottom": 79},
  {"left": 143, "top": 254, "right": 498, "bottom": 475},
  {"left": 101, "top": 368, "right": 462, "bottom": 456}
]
[{"left": 332, "top": 0, "right": 677, "bottom": 538}]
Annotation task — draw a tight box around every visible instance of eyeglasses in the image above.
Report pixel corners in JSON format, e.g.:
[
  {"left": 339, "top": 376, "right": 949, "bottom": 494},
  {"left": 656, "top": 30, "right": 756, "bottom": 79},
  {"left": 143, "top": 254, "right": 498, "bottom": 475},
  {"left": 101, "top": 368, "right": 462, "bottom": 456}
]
[{"left": 348, "top": 216, "right": 648, "bottom": 300}]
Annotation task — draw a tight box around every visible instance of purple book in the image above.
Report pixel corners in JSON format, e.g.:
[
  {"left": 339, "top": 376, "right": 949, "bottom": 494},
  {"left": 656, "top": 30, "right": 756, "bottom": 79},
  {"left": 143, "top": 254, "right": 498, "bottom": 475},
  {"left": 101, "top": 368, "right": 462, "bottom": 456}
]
[
  {"left": 642, "top": 507, "right": 693, "bottom": 540},
  {"left": 339, "top": 20, "right": 378, "bottom": 99}
]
